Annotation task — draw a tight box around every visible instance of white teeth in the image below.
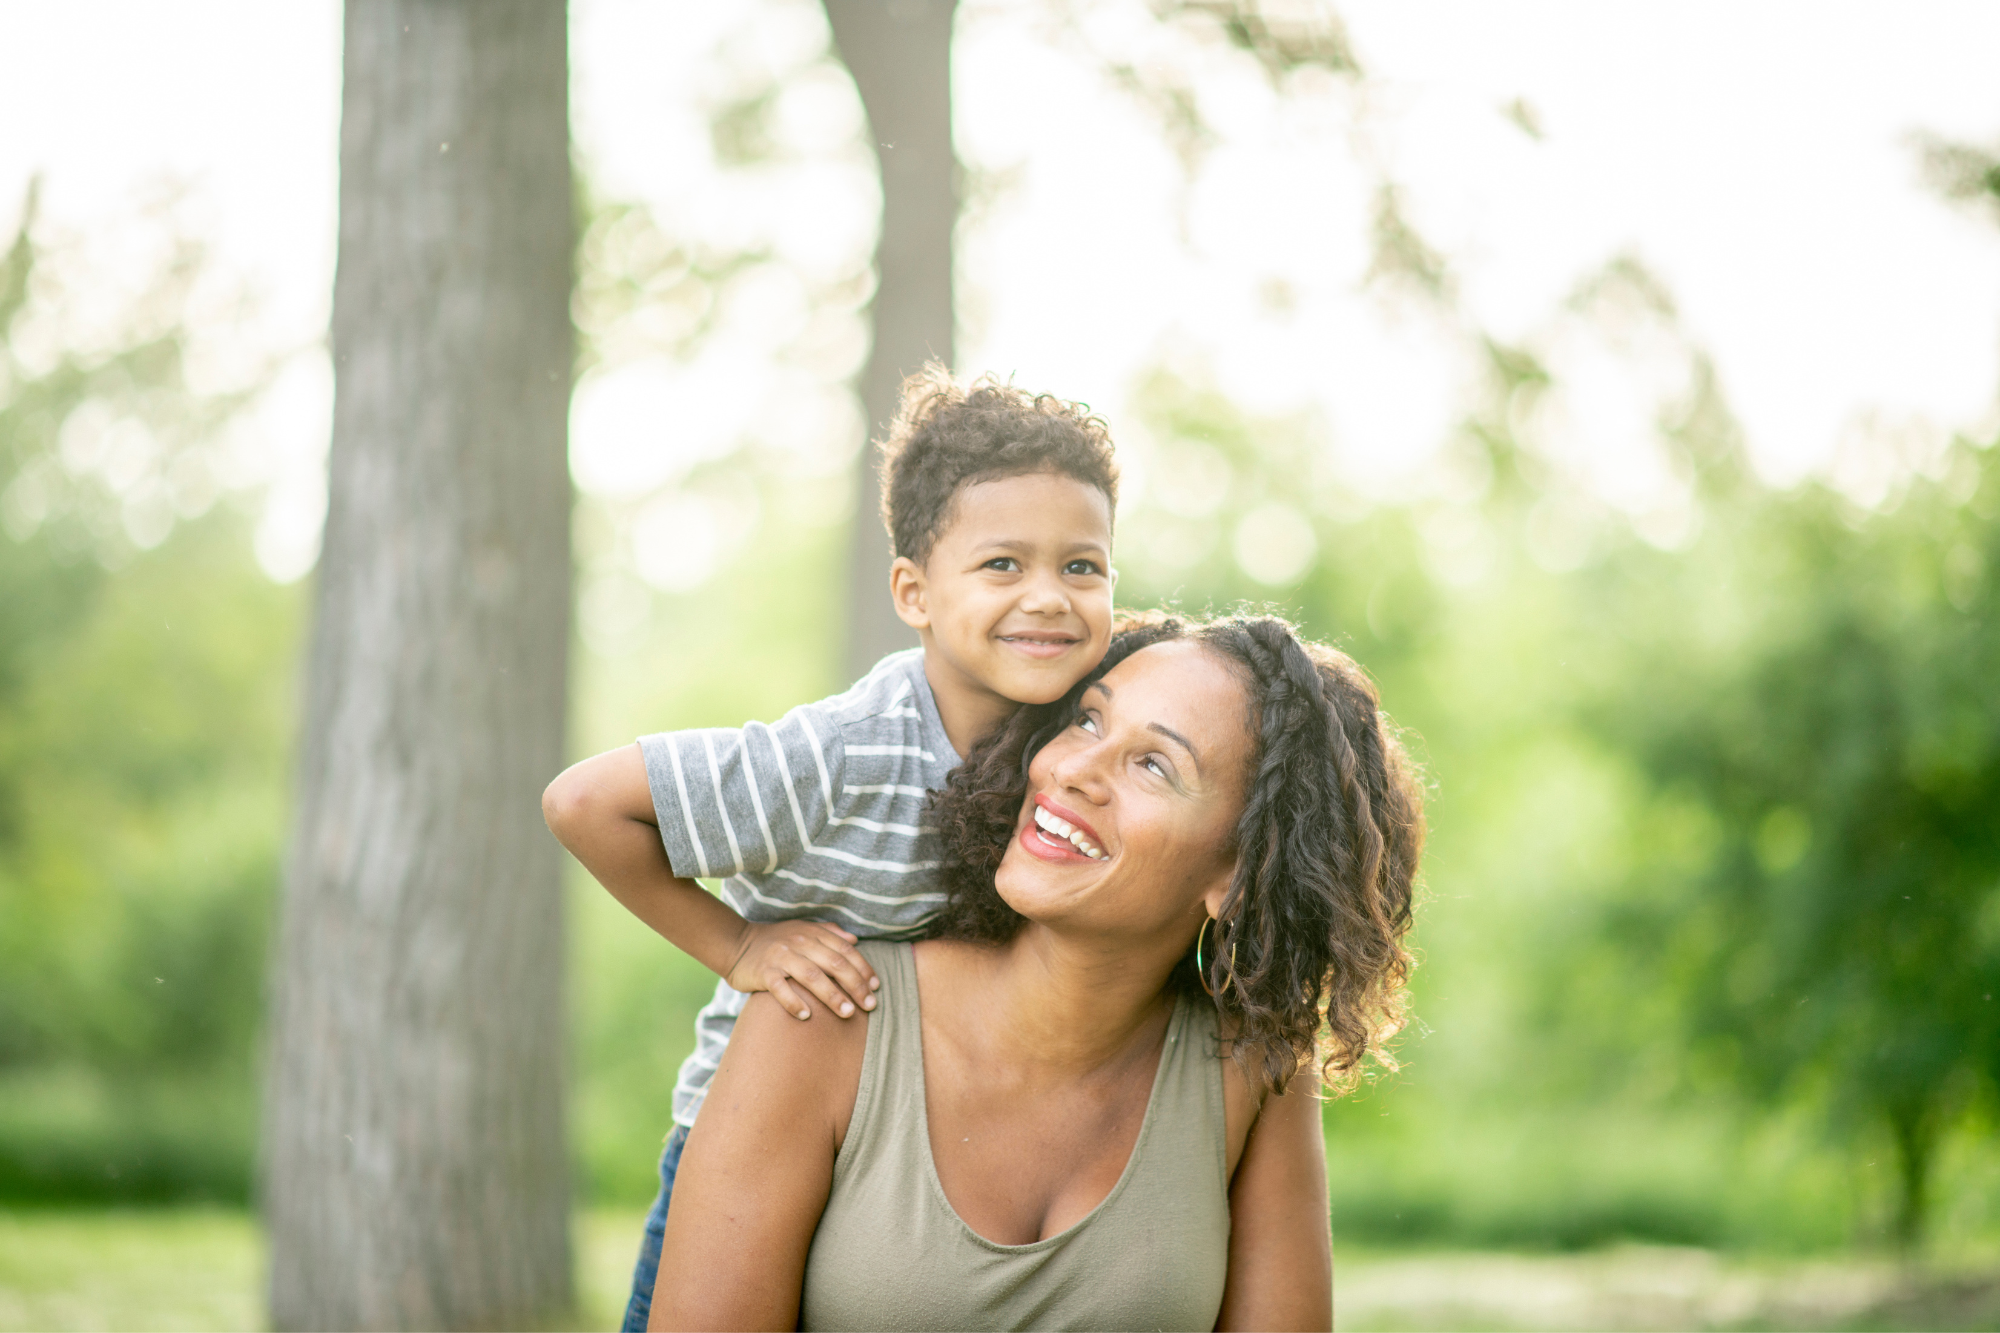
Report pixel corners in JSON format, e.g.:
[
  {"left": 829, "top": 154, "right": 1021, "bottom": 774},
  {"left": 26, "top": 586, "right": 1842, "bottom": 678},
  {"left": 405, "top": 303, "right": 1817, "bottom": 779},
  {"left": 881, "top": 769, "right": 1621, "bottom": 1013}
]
[{"left": 1034, "top": 806, "right": 1107, "bottom": 859}]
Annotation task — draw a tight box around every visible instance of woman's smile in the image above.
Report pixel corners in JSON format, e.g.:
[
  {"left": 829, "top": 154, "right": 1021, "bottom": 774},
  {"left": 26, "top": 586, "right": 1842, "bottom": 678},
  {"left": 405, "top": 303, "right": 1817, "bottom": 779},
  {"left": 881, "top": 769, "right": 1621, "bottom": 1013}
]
[{"left": 1022, "top": 794, "right": 1110, "bottom": 861}]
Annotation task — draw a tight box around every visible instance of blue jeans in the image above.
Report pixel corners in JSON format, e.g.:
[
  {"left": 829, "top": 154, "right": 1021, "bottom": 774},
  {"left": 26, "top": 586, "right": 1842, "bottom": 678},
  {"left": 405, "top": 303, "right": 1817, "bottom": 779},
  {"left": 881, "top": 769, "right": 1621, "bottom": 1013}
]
[{"left": 621, "top": 1124, "right": 690, "bottom": 1333}]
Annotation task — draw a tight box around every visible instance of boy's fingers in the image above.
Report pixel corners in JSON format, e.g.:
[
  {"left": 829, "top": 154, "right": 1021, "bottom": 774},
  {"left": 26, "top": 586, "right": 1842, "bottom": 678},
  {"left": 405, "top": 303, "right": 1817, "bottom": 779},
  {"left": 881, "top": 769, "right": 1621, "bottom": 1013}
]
[
  {"left": 812, "top": 926, "right": 880, "bottom": 995},
  {"left": 800, "top": 936, "right": 877, "bottom": 1012},
  {"left": 791, "top": 962, "right": 859, "bottom": 1019},
  {"left": 770, "top": 977, "right": 813, "bottom": 1021}
]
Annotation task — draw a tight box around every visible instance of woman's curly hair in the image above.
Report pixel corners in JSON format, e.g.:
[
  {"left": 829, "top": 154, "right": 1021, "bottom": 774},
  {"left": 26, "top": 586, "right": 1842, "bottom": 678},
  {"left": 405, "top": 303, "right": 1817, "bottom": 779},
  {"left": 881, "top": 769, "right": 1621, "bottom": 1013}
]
[{"left": 926, "top": 612, "right": 1425, "bottom": 1097}]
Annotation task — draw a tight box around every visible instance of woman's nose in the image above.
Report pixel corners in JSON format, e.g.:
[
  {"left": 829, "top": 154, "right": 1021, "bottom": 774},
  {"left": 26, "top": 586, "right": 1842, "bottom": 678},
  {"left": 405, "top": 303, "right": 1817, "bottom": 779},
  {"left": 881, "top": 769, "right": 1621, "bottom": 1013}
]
[{"left": 1050, "top": 738, "right": 1112, "bottom": 802}]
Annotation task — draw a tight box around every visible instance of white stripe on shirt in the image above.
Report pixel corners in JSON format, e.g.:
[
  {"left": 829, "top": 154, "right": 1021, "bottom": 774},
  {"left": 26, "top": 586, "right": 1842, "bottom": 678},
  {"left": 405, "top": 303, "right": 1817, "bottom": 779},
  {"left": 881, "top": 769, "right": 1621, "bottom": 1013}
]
[
  {"left": 702, "top": 731, "right": 745, "bottom": 873},
  {"left": 732, "top": 876, "right": 943, "bottom": 932},
  {"left": 847, "top": 744, "right": 937, "bottom": 760},
  {"left": 768, "top": 729, "right": 818, "bottom": 855},
  {"left": 666, "top": 739, "right": 711, "bottom": 877},
  {"left": 825, "top": 814, "right": 937, "bottom": 836},
  {"left": 797, "top": 710, "right": 839, "bottom": 822},
  {"left": 771, "top": 865, "right": 951, "bottom": 907},
  {"left": 741, "top": 722, "right": 780, "bottom": 874},
  {"left": 803, "top": 843, "right": 941, "bottom": 873}
]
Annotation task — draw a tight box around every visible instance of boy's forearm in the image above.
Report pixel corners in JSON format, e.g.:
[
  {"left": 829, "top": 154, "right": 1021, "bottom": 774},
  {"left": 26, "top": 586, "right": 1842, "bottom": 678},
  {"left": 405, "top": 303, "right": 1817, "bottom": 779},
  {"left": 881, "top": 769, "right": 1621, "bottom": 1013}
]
[
  {"left": 543, "top": 744, "right": 879, "bottom": 1017},
  {"left": 589, "top": 831, "right": 750, "bottom": 978},
  {"left": 543, "top": 747, "right": 750, "bottom": 978}
]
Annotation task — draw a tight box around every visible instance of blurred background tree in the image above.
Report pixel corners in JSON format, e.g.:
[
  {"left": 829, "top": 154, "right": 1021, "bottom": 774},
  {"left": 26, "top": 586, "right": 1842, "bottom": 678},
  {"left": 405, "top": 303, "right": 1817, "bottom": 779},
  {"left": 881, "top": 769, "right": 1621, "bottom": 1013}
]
[
  {"left": 2, "top": 8, "right": 2000, "bottom": 1331},
  {"left": 261, "top": 1, "right": 575, "bottom": 1328},
  {"left": 823, "top": 0, "right": 956, "bottom": 677}
]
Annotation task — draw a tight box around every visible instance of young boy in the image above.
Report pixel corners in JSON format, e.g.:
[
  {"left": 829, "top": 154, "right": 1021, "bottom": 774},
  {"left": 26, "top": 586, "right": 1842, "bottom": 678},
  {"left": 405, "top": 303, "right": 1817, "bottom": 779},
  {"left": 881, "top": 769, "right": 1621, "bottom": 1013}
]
[{"left": 541, "top": 366, "right": 1119, "bottom": 1330}]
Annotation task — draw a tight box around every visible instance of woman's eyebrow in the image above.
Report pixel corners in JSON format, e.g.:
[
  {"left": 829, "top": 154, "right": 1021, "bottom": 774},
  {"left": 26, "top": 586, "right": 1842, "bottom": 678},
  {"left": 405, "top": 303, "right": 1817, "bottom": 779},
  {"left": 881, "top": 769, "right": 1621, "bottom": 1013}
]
[
  {"left": 1147, "top": 723, "right": 1203, "bottom": 775},
  {"left": 1084, "top": 682, "right": 1203, "bottom": 774}
]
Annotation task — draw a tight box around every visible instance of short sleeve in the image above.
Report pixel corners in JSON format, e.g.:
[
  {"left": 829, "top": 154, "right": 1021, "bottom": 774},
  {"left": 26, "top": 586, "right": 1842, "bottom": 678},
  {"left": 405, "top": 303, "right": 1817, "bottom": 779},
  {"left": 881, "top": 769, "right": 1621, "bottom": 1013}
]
[{"left": 638, "top": 703, "right": 846, "bottom": 880}]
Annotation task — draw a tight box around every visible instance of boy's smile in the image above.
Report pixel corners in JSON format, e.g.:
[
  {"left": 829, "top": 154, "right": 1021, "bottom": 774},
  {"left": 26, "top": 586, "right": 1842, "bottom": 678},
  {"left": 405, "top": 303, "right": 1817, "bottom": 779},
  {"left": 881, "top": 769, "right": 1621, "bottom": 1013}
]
[
  {"left": 998, "top": 629, "right": 1081, "bottom": 659},
  {"left": 890, "top": 469, "right": 1115, "bottom": 756}
]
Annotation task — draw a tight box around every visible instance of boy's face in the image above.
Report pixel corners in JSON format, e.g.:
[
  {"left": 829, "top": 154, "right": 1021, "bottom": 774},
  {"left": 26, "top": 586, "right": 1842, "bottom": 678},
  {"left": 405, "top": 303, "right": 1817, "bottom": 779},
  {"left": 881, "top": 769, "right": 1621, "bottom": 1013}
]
[{"left": 891, "top": 470, "right": 1114, "bottom": 709}]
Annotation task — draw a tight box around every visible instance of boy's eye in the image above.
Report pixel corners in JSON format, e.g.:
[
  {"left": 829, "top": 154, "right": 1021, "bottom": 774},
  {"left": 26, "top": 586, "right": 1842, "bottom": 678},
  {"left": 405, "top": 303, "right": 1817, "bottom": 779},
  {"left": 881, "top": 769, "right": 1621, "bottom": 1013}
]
[
  {"left": 984, "top": 557, "right": 1021, "bottom": 572},
  {"left": 1064, "top": 559, "right": 1104, "bottom": 577}
]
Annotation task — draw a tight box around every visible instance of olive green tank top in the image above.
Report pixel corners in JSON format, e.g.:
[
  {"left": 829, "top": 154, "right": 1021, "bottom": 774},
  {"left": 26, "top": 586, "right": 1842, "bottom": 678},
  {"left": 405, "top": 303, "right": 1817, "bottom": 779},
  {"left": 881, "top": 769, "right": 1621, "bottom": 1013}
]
[{"left": 799, "top": 940, "right": 1231, "bottom": 1332}]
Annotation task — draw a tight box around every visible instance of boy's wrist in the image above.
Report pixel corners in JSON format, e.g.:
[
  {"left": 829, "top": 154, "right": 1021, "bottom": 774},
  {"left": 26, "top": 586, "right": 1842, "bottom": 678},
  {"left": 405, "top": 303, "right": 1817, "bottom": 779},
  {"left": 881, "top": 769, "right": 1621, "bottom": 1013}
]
[{"left": 719, "top": 917, "right": 757, "bottom": 987}]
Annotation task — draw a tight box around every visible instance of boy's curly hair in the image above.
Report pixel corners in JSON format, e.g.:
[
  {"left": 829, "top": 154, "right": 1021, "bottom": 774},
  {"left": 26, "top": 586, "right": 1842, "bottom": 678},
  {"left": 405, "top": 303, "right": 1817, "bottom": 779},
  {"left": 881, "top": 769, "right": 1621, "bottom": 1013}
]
[
  {"left": 879, "top": 363, "right": 1118, "bottom": 566},
  {"left": 926, "top": 612, "right": 1425, "bottom": 1097}
]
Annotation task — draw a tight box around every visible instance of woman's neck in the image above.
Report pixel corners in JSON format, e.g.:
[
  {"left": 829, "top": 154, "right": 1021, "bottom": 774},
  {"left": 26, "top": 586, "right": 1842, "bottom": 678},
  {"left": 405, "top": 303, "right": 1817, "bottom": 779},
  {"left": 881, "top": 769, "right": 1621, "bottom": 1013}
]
[{"left": 924, "top": 924, "right": 1185, "bottom": 1078}]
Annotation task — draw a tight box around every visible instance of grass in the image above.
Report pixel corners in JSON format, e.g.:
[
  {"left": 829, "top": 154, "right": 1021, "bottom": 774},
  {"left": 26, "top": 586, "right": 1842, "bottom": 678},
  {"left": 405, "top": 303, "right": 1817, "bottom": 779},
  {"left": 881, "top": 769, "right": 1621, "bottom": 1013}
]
[
  {"left": 0, "top": 1208, "right": 651, "bottom": 1332},
  {"left": 2, "top": 1208, "right": 1996, "bottom": 1332}
]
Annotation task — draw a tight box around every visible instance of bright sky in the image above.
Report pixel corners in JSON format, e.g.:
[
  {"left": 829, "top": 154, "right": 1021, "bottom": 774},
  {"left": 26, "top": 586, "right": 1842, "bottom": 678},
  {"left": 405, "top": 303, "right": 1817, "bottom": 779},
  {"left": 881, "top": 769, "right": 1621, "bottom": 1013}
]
[{"left": 3, "top": 0, "right": 1997, "bottom": 582}]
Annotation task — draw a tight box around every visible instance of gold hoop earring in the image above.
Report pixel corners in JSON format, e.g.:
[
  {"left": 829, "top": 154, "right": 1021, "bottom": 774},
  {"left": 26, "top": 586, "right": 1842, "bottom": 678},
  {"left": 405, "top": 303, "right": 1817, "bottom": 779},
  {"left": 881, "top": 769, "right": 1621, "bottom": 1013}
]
[{"left": 1196, "top": 917, "right": 1234, "bottom": 999}]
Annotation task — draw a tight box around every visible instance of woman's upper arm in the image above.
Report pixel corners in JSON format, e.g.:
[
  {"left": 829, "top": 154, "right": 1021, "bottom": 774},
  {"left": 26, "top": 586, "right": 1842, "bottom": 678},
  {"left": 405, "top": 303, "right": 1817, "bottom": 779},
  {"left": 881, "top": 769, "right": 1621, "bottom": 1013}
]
[
  {"left": 1214, "top": 1079, "right": 1332, "bottom": 1333},
  {"left": 649, "top": 990, "right": 867, "bottom": 1331}
]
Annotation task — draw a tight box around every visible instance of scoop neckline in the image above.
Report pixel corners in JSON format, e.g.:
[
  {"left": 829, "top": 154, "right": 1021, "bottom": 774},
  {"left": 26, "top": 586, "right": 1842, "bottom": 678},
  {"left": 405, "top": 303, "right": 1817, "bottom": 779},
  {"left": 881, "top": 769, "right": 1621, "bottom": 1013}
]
[{"left": 901, "top": 941, "right": 1187, "bottom": 1254}]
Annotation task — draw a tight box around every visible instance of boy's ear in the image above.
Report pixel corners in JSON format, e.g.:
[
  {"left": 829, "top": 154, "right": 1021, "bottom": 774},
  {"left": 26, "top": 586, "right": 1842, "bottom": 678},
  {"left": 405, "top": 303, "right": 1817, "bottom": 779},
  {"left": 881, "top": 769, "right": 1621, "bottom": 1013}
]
[{"left": 889, "top": 556, "right": 930, "bottom": 630}]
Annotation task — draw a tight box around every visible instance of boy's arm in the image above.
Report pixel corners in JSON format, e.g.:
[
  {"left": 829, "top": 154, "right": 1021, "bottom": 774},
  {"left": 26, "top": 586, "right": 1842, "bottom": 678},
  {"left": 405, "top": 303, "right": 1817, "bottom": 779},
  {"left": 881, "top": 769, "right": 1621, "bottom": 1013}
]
[{"left": 542, "top": 743, "right": 877, "bottom": 1019}]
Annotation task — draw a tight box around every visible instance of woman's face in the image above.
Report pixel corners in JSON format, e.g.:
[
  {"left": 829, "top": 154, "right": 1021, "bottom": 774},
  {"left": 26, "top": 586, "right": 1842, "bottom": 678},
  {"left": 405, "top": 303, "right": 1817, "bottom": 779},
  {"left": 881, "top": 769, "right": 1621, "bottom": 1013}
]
[{"left": 995, "top": 638, "right": 1253, "bottom": 942}]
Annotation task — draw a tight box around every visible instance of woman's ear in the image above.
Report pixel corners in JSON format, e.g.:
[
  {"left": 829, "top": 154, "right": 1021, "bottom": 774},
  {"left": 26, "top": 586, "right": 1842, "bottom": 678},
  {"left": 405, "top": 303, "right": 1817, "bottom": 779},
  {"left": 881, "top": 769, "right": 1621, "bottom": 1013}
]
[
  {"left": 1199, "top": 863, "right": 1235, "bottom": 923},
  {"left": 889, "top": 556, "right": 930, "bottom": 630}
]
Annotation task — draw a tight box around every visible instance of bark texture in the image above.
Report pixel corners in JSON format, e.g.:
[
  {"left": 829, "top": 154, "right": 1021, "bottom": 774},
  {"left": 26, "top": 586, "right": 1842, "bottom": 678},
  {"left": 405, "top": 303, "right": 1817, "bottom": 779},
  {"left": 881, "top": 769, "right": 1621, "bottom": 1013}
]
[
  {"left": 824, "top": 0, "right": 959, "bottom": 680},
  {"left": 264, "top": 3, "right": 573, "bottom": 1327}
]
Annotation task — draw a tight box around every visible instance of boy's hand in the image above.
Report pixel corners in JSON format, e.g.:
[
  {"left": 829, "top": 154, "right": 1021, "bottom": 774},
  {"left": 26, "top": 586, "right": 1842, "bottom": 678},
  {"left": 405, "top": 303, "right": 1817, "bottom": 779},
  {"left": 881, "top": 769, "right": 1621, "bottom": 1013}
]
[{"left": 725, "top": 921, "right": 880, "bottom": 1021}]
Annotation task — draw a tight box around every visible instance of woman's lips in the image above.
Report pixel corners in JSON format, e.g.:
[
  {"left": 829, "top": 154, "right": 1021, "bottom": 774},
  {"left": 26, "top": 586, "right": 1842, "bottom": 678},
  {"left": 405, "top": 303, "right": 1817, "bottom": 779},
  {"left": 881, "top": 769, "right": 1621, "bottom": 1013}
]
[
  {"left": 1034, "top": 795, "right": 1105, "bottom": 849},
  {"left": 1021, "top": 795, "right": 1107, "bottom": 864},
  {"left": 1019, "top": 818, "right": 1095, "bottom": 863}
]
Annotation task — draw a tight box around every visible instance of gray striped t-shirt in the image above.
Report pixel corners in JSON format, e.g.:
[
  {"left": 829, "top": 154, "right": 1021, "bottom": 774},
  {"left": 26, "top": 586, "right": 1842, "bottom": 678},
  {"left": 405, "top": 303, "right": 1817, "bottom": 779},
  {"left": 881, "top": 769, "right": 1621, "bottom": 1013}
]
[{"left": 639, "top": 648, "right": 962, "bottom": 1128}]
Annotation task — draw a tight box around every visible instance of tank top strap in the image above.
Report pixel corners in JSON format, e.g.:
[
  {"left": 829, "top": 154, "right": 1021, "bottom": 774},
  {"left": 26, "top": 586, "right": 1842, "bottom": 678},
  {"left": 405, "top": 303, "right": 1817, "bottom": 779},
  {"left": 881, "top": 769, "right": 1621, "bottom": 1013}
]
[
  {"left": 830, "top": 939, "right": 923, "bottom": 1196},
  {"left": 1123, "top": 987, "right": 1231, "bottom": 1219}
]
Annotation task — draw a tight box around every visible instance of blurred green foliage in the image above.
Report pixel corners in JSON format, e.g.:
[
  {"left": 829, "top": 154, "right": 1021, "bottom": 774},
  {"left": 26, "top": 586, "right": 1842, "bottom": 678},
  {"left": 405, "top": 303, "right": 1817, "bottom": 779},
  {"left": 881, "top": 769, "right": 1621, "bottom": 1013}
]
[
  {"left": 1574, "top": 427, "right": 2000, "bottom": 1248},
  {"left": 1101, "top": 345, "right": 2000, "bottom": 1254},
  {"left": 0, "top": 189, "right": 295, "bottom": 1202},
  {"left": 3, "top": 156, "right": 1997, "bottom": 1274}
]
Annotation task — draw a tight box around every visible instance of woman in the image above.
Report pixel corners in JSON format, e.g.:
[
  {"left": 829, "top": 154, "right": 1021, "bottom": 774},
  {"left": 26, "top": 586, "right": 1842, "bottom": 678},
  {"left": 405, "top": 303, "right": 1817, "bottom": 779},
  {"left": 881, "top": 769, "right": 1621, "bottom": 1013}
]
[{"left": 650, "top": 615, "right": 1424, "bottom": 1331}]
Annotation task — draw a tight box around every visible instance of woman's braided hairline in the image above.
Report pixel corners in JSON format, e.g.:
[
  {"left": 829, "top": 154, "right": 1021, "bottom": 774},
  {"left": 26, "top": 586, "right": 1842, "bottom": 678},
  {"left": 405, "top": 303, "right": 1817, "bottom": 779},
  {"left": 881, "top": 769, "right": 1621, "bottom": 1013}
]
[{"left": 924, "top": 611, "right": 1424, "bottom": 1098}]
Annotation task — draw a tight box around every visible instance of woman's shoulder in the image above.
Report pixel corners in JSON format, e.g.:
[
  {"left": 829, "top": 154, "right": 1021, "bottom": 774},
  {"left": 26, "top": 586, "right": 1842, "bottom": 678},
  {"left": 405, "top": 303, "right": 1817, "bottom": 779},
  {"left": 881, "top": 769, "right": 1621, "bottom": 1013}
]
[{"left": 727, "top": 986, "right": 873, "bottom": 1145}]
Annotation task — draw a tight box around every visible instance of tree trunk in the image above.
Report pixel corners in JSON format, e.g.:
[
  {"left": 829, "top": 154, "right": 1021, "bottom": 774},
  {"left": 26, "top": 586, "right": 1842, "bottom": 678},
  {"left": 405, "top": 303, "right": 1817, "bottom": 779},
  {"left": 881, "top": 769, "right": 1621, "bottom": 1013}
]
[
  {"left": 823, "top": 0, "right": 958, "bottom": 681},
  {"left": 264, "top": 3, "right": 574, "bottom": 1328},
  {"left": 1887, "top": 1095, "right": 1938, "bottom": 1254}
]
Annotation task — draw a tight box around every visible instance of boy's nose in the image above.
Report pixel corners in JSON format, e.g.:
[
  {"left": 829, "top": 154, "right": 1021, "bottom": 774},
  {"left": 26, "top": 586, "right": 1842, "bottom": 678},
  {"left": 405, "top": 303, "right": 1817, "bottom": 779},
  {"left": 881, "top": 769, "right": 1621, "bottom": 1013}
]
[{"left": 1019, "top": 572, "right": 1072, "bottom": 615}]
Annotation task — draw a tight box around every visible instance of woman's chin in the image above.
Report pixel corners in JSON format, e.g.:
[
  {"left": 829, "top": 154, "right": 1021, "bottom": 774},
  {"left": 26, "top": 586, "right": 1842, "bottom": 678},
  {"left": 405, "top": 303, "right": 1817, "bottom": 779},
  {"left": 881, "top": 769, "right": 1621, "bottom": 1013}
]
[{"left": 993, "top": 856, "right": 1067, "bottom": 922}]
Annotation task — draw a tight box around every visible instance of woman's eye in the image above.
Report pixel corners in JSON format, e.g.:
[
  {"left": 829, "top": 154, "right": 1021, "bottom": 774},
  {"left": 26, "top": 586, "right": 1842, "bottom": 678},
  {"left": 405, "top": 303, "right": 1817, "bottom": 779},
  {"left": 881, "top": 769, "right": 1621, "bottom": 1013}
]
[
  {"left": 1076, "top": 714, "right": 1099, "bottom": 734},
  {"left": 1143, "top": 756, "right": 1167, "bottom": 778}
]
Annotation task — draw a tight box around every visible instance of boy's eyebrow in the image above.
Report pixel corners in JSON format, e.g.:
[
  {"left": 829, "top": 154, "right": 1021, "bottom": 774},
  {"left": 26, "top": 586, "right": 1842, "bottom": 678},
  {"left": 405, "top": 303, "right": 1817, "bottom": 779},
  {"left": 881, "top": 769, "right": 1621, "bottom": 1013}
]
[
  {"left": 970, "top": 537, "right": 1109, "bottom": 554},
  {"left": 1082, "top": 682, "right": 1204, "bottom": 774}
]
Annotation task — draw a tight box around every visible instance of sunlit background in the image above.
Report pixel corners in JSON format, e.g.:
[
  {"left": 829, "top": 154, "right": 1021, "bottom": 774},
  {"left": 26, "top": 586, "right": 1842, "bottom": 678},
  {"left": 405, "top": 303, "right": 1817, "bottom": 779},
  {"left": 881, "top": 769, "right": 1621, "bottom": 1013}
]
[{"left": 3, "top": 1, "right": 1999, "bottom": 1328}]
